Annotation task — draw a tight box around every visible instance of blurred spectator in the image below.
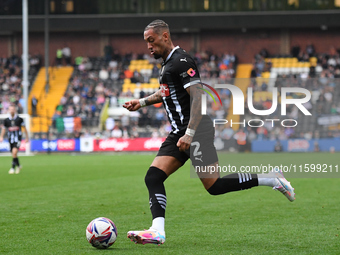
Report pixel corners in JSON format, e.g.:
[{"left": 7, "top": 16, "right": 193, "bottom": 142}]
[
  {"left": 284, "top": 127, "right": 294, "bottom": 138},
  {"left": 29, "top": 53, "right": 42, "bottom": 73},
  {"left": 56, "top": 49, "right": 63, "bottom": 66},
  {"left": 130, "top": 126, "right": 139, "bottom": 138},
  {"left": 221, "top": 123, "right": 234, "bottom": 140},
  {"left": 66, "top": 105, "right": 74, "bottom": 116},
  {"left": 105, "top": 117, "right": 115, "bottom": 131},
  {"left": 99, "top": 67, "right": 109, "bottom": 80},
  {"left": 111, "top": 126, "right": 122, "bottom": 138},
  {"left": 121, "top": 114, "right": 130, "bottom": 129},
  {"left": 256, "top": 126, "right": 268, "bottom": 140},
  {"left": 306, "top": 43, "right": 315, "bottom": 57},
  {"left": 259, "top": 48, "right": 269, "bottom": 58},
  {"left": 122, "top": 127, "right": 129, "bottom": 138},
  {"left": 62, "top": 45, "right": 72, "bottom": 65},
  {"left": 130, "top": 111, "right": 140, "bottom": 126},
  {"left": 154, "top": 109, "right": 166, "bottom": 127},
  {"left": 74, "top": 56, "right": 83, "bottom": 66},
  {"left": 251, "top": 65, "right": 260, "bottom": 78},
  {"left": 274, "top": 140, "right": 283, "bottom": 152},
  {"left": 234, "top": 129, "right": 247, "bottom": 152},
  {"left": 104, "top": 45, "right": 113, "bottom": 62},
  {"left": 139, "top": 108, "right": 151, "bottom": 127},
  {"left": 31, "top": 94, "right": 38, "bottom": 116}
]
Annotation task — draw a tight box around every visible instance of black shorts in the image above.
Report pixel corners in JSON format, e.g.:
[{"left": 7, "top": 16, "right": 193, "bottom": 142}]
[
  {"left": 157, "top": 130, "right": 218, "bottom": 167},
  {"left": 10, "top": 142, "right": 20, "bottom": 152}
]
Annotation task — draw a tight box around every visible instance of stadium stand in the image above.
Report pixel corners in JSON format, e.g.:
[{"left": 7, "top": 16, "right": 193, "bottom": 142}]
[
  {"left": 243, "top": 46, "right": 340, "bottom": 141},
  {"left": 29, "top": 66, "right": 73, "bottom": 133},
  {"left": 4, "top": 44, "right": 338, "bottom": 142},
  {"left": 0, "top": 54, "right": 39, "bottom": 114}
]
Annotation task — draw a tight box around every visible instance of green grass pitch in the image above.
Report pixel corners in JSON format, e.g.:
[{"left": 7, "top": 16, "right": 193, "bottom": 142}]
[{"left": 0, "top": 152, "right": 339, "bottom": 254}]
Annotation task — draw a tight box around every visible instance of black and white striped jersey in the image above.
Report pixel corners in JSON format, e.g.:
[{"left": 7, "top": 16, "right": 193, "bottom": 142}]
[
  {"left": 3, "top": 115, "right": 25, "bottom": 143},
  {"left": 159, "top": 46, "right": 211, "bottom": 135}
]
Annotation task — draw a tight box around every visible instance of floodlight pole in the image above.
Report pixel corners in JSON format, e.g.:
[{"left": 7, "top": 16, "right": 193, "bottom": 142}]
[
  {"left": 22, "top": 0, "right": 29, "bottom": 114},
  {"left": 44, "top": 0, "right": 50, "bottom": 95}
]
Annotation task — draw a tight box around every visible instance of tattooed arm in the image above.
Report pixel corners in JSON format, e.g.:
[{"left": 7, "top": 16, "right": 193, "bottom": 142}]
[
  {"left": 186, "top": 84, "right": 204, "bottom": 131},
  {"left": 177, "top": 83, "right": 204, "bottom": 152},
  {"left": 123, "top": 90, "right": 163, "bottom": 111},
  {"left": 144, "top": 90, "right": 163, "bottom": 106}
]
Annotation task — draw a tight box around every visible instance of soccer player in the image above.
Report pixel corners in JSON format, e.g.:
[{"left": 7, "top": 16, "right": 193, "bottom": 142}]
[
  {"left": 0, "top": 105, "right": 29, "bottom": 174},
  {"left": 123, "top": 20, "right": 295, "bottom": 245}
]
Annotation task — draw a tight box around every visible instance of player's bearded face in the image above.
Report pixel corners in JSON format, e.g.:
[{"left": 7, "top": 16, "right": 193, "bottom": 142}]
[
  {"left": 152, "top": 52, "right": 162, "bottom": 59},
  {"left": 9, "top": 106, "right": 16, "bottom": 115},
  {"left": 144, "top": 29, "right": 165, "bottom": 59}
]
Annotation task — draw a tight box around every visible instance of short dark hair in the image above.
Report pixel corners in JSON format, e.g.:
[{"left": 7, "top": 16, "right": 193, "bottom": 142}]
[{"left": 144, "top": 19, "right": 170, "bottom": 36}]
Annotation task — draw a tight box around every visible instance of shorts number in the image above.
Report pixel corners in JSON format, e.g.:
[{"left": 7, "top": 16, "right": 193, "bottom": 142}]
[{"left": 191, "top": 141, "right": 202, "bottom": 157}]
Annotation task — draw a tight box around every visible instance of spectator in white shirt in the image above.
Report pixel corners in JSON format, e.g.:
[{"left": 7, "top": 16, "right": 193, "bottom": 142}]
[
  {"left": 111, "top": 126, "right": 122, "bottom": 138},
  {"left": 99, "top": 67, "right": 109, "bottom": 80},
  {"left": 105, "top": 117, "right": 115, "bottom": 131},
  {"left": 62, "top": 45, "right": 71, "bottom": 65}
]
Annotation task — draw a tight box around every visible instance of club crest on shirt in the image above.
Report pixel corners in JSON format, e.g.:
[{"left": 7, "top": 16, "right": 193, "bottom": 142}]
[{"left": 160, "top": 83, "right": 170, "bottom": 97}]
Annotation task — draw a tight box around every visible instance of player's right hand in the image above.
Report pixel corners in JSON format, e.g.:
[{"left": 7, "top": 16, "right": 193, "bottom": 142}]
[
  {"left": 0, "top": 137, "right": 3, "bottom": 143},
  {"left": 123, "top": 99, "right": 141, "bottom": 111}
]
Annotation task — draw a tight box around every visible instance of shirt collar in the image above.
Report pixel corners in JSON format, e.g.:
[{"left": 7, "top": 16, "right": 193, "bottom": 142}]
[
  {"left": 164, "top": 46, "right": 180, "bottom": 63},
  {"left": 9, "top": 114, "right": 17, "bottom": 120}
]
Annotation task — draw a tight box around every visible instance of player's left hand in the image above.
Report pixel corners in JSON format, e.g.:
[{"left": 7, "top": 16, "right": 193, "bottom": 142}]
[{"left": 177, "top": 134, "right": 193, "bottom": 152}]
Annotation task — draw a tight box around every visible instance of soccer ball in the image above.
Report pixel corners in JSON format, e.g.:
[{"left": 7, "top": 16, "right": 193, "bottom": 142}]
[{"left": 86, "top": 217, "right": 117, "bottom": 249}]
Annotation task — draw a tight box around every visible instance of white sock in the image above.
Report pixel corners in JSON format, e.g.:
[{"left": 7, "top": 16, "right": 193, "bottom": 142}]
[
  {"left": 150, "top": 217, "right": 165, "bottom": 232},
  {"left": 257, "top": 174, "right": 278, "bottom": 187}
]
